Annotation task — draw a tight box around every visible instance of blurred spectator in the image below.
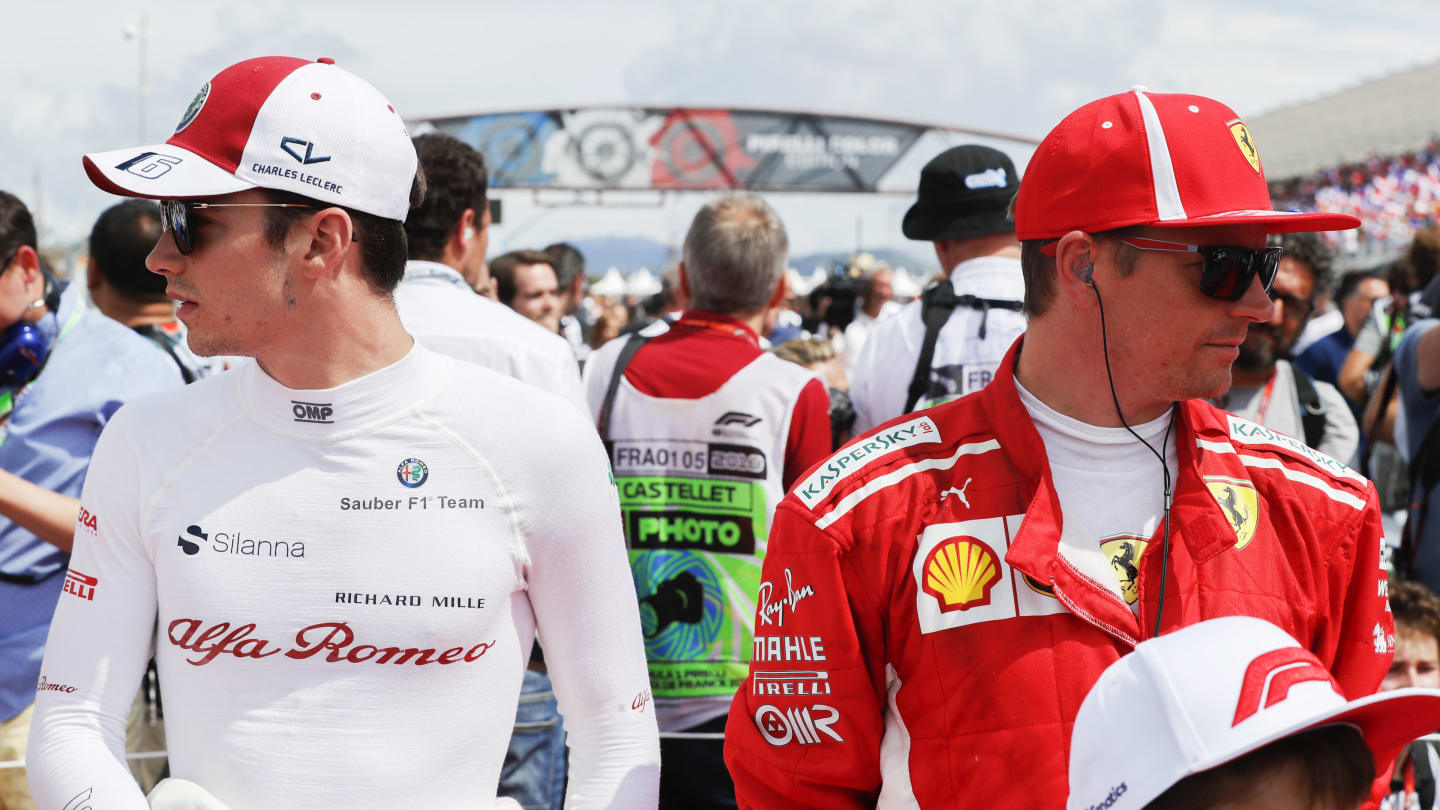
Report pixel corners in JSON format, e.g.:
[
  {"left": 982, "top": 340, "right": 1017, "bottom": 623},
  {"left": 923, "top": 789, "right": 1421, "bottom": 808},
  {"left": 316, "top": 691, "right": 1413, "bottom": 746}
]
[
  {"left": 0, "top": 191, "right": 183, "bottom": 808},
  {"left": 492, "top": 249, "right": 562, "bottom": 333},
  {"left": 1391, "top": 311, "right": 1440, "bottom": 591},
  {"left": 87, "top": 199, "right": 219, "bottom": 382},
  {"left": 837, "top": 258, "right": 899, "bottom": 372},
  {"left": 1296, "top": 269, "right": 1390, "bottom": 406},
  {"left": 1380, "top": 580, "right": 1440, "bottom": 809},
  {"left": 848, "top": 145, "right": 1026, "bottom": 433},
  {"left": 1215, "top": 231, "right": 1358, "bottom": 463},
  {"left": 398, "top": 134, "right": 584, "bottom": 810},
  {"left": 621, "top": 264, "right": 689, "bottom": 339},
  {"left": 398, "top": 134, "right": 584, "bottom": 416},
  {"left": 657, "top": 263, "right": 688, "bottom": 320},
  {"left": 587, "top": 301, "right": 629, "bottom": 351},
  {"left": 1340, "top": 228, "right": 1440, "bottom": 406},
  {"left": 770, "top": 336, "right": 854, "bottom": 449},
  {"left": 582, "top": 193, "right": 829, "bottom": 810},
  {"left": 545, "top": 242, "right": 591, "bottom": 360}
]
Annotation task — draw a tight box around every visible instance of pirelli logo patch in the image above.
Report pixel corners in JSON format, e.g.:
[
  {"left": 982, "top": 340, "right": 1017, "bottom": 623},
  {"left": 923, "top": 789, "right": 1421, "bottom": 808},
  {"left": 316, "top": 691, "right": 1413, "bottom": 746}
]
[
  {"left": 1225, "top": 415, "right": 1363, "bottom": 484},
  {"left": 795, "top": 416, "right": 941, "bottom": 509}
]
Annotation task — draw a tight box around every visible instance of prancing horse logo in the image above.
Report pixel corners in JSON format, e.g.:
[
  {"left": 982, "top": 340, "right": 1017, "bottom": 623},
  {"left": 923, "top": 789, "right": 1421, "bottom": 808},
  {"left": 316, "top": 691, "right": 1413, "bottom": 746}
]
[
  {"left": 1217, "top": 486, "right": 1250, "bottom": 529},
  {"left": 1204, "top": 476, "right": 1259, "bottom": 550},
  {"left": 940, "top": 478, "right": 972, "bottom": 509}
]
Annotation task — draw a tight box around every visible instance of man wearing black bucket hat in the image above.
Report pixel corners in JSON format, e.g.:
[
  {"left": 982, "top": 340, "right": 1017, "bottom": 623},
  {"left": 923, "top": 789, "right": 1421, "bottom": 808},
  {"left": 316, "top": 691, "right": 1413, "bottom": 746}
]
[{"left": 849, "top": 145, "right": 1027, "bottom": 432}]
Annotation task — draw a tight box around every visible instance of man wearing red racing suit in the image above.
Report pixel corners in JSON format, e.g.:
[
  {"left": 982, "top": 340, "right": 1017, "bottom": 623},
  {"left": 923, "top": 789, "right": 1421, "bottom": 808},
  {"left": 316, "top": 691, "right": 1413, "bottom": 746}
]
[{"left": 725, "top": 89, "right": 1393, "bottom": 808}]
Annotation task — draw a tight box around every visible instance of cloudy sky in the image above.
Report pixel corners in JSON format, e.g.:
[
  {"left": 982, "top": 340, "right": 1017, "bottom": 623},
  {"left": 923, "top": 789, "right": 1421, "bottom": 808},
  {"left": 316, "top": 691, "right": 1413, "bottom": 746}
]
[{"left": 5, "top": 0, "right": 1439, "bottom": 268}]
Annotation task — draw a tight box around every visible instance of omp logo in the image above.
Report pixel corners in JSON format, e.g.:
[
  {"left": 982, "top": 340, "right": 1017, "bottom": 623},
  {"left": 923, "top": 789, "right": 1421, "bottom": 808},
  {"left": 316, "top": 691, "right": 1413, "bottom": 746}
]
[
  {"left": 281, "top": 137, "right": 332, "bottom": 165},
  {"left": 715, "top": 411, "right": 761, "bottom": 428},
  {"left": 1232, "top": 647, "right": 1339, "bottom": 726},
  {"left": 114, "top": 152, "right": 183, "bottom": 179},
  {"left": 754, "top": 704, "right": 843, "bottom": 746},
  {"left": 291, "top": 400, "right": 334, "bottom": 424}
]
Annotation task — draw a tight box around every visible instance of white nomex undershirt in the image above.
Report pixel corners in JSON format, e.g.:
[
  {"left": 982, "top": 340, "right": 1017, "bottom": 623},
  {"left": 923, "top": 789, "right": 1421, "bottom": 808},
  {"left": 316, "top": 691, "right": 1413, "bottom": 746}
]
[
  {"left": 28, "top": 344, "right": 659, "bottom": 809},
  {"left": 1015, "top": 375, "right": 1179, "bottom": 613}
]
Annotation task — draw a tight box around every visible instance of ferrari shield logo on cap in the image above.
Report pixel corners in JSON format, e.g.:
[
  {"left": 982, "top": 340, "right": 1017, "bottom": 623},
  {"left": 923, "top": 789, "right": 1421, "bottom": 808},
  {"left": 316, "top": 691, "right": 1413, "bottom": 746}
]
[
  {"left": 1099, "top": 534, "right": 1149, "bottom": 604},
  {"left": 175, "top": 82, "right": 210, "bottom": 134},
  {"left": 1205, "top": 475, "right": 1258, "bottom": 549},
  {"left": 1227, "top": 119, "right": 1261, "bottom": 174}
]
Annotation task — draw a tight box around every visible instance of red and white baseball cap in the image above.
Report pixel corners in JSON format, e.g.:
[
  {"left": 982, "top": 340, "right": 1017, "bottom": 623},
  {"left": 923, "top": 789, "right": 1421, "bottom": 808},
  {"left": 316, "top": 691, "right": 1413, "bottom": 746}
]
[
  {"left": 1067, "top": 616, "right": 1440, "bottom": 810},
  {"left": 83, "top": 56, "right": 416, "bottom": 221},
  {"left": 1015, "top": 88, "right": 1359, "bottom": 241}
]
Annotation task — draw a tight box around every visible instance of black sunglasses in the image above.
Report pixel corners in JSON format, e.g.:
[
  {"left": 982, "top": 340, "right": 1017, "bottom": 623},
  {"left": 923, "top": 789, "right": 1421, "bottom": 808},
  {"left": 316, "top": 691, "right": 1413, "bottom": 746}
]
[
  {"left": 1117, "top": 238, "right": 1283, "bottom": 302},
  {"left": 160, "top": 199, "right": 329, "bottom": 256}
]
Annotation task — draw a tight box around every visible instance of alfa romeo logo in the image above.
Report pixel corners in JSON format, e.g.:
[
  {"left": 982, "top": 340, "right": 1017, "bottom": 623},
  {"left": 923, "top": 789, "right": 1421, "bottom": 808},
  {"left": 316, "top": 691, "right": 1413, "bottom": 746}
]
[{"left": 175, "top": 82, "right": 211, "bottom": 134}]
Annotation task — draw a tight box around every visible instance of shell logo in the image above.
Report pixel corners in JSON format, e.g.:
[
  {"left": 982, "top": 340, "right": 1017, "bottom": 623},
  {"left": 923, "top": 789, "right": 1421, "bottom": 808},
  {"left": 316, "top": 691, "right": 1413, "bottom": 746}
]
[{"left": 921, "top": 536, "right": 1001, "bottom": 612}]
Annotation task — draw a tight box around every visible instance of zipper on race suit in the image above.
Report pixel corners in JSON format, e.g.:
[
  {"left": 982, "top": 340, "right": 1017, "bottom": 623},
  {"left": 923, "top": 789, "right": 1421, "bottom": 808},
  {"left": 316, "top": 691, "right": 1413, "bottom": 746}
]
[{"left": 1048, "top": 558, "right": 1141, "bottom": 649}]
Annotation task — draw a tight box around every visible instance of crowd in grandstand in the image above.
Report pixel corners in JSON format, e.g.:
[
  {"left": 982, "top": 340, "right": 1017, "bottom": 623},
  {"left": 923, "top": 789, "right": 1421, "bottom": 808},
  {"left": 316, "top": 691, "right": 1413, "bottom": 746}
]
[
  {"left": 1272, "top": 137, "right": 1440, "bottom": 252},
  {"left": 8, "top": 55, "right": 1440, "bottom": 810}
]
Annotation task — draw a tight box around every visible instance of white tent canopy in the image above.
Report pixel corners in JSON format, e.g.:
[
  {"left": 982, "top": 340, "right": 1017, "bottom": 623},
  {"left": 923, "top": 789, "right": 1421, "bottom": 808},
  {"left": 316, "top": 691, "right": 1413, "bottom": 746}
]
[
  {"left": 625, "top": 267, "right": 662, "bottom": 298},
  {"left": 589, "top": 267, "right": 627, "bottom": 298}
]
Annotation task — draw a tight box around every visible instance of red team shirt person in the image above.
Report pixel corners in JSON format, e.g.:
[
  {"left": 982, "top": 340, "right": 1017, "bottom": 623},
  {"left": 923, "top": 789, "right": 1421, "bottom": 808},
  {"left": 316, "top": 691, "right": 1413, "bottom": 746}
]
[{"left": 724, "top": 89, "right": 1392, "bottom": 808}]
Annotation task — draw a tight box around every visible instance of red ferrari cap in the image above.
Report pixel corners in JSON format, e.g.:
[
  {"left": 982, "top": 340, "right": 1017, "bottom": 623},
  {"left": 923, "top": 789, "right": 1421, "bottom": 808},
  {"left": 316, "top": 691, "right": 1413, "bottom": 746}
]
[{"left": 1014, "top": 88, "right": 1359, "bottom": 241}]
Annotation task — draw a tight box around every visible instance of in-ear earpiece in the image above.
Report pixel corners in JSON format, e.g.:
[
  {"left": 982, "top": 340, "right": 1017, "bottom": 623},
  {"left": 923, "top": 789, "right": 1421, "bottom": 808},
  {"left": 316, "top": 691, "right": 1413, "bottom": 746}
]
[
  {"left": 1079, "top": 263, "right": 1095, "bottom": 287},
  {"left": 464, "top": 227, "right": 475, "bottom": 239}
]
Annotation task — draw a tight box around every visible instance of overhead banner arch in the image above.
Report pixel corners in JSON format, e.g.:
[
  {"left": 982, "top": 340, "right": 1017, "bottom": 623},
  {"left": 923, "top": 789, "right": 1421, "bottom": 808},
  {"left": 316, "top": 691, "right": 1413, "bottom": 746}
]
[{"left": 411, "top": 107, "right": 1039, "bottom": 194}]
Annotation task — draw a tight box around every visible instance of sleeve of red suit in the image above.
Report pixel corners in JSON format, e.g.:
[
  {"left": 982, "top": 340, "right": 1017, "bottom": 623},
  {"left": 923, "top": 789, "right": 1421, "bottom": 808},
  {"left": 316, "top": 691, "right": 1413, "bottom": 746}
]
[
  {"left": 1325, "top": 482, "right": 1393, "bottom": 701},
  {"left": 724, "top": 500, "right": 888, "bottom": 809},
  {"left": 782, "top": 379, "right": 832, "bottom": 493}
]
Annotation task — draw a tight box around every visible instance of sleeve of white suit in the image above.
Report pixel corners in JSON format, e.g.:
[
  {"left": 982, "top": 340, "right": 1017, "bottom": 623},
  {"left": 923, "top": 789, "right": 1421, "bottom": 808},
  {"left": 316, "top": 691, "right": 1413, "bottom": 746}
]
[
  {"left": 510, "top": 397, "right": 659, "bottom": 808},
  {"left": 27, "top": 408, "right": 155, "bottom": 810}
]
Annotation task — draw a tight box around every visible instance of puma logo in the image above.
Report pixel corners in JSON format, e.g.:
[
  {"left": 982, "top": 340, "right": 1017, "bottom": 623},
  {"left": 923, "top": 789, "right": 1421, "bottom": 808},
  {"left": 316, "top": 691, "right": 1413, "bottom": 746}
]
[{"left": 940, "top": 478, "right": 972, "bottom": 509}]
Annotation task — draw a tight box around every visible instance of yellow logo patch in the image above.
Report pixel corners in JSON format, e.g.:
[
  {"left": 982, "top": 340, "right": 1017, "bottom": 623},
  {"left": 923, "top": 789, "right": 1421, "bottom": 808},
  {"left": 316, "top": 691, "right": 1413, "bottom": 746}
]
[
  {"left": 1206, "top": 475, "right": 1259, "bottom": 549},
  {"left": 922, "top": 536, "right": 1000, "bottom": 612},
  {"left": 1228, "top": 120, "right": 1261, "bottom": 174},
  {"left": 1099, "top": 534, "right": 1150, "bottom": 604}
]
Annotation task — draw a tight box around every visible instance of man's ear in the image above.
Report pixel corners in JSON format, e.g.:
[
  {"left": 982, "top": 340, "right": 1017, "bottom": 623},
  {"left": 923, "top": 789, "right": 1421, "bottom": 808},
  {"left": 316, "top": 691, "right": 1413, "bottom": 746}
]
[
  {"left": 86, "top": 258, "right": 103, "bottom": 292},
  {"left": 768, "top": 271, "right": 788, "bottom": 309},
  {"left": 1053, "top": 231, "right": 1099, "bottom": 309},
  {"left": 677, "top": 262, "right": 691, "bottom": 300},
  {"left": 11, "top": 245, "right": 41, "bottom": 287},
  {"left": 450, "top": 208, "right": 476, "bottom": 261},
  {"left": 299, "top": 208, "right": 355, "bottom": 280}
]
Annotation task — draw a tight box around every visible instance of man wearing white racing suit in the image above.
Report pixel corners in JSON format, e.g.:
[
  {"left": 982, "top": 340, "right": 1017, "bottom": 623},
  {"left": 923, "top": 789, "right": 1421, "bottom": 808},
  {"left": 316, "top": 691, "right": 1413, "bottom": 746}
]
[{"left": 27, "top": 56, "right": 658, "bottom": 809}]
